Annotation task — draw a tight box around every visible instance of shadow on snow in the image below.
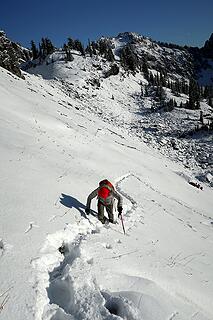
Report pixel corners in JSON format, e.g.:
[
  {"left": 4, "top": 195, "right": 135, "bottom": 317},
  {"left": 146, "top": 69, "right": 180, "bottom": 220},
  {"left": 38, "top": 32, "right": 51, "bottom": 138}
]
[{"left": 59, "top": 193, "right": 97, "bottom": 218}]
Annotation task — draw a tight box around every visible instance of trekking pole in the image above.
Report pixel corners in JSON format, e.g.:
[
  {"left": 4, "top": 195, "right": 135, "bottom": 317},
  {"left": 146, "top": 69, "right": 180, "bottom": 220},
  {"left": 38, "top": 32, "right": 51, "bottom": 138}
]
[{"left": 120, "top": 214, "right": 126, "bottom": 235}]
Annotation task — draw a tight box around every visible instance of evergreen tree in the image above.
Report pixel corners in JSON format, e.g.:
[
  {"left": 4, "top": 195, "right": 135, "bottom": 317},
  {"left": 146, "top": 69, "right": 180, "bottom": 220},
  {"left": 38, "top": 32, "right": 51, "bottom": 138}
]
[
  {"left": 91, "top": 41, "right": 98, "bottom": 55},
  {"left": 204, "top": 86, "right": 209, "bottom": 98},
  {"left": 203, "top": 86, "right": 213, "bottom": 107},
  {"left": 156, "top": 73, "right": 160, "bottom": 86},
  {"left": 185, "top": 100, "right": 189, "bottom": 108},
  {"left": 74, "top": 39, "right": 85, "bottom": 55},
  {"left": 31, "top": 40, "right": 38, "bottom": 60},
  {"left": 208, "top": 97, "right": 213, "bottom": 107},
  {"left": 156, "top": 84, "right": 166, "bottom": 102},
  {"left": 38, "top": 43, "right": 42, "bottom": 60},
  {"left": 165, "top": 98, "right": 177, "bottom": 111},
  {"left": 188, "top": 78, "right": 200, "bottom": 109},
  {"left": 141, "top": 58, "right": 149, "bottom": 79},
  {"left": 86, "top": 39, "right": 93, "bottom": 57},
  {"left": 175, "top": 80, "right": 181, "bottom": 93},
  {"left": 200, "top": 110, "right": 204, "bottom": 124},
  {"left": 149, "top": 72, "right": 154, "bottom": 85},
  {"left": 45, "top": 38, "right": 54, "bottom": 55},
  {"left": 182, "top": 81, "right": 189, "bottom": 95},
  {"left": 200, "top": 86, "right": 205, "bottom": 98},
  {"left": 167, "top": 80, "right": 171, "bottom": 89},
  {"left": 40, "top": 37, "right": 54, "bottom": 59},
  {"left": 97, "top": 39, "right": 114, "bottom": 61},
  {"left": 63, "top": 44, "right": 74, "bottom": 62},
  {"left": 40, "top": 38, "right": 46, "bottom": 58},
  {"left": 67, "top": 37, "right": 75, "bottom": 50},
  {"left": 99, "top": 39, "right": 108, "bottom": 56},
  {"left": 105, "top": 48, "right": 114, "bottom": 62},
  {"left": 159, "top": 72, "right": 166, "bottom": 87}
]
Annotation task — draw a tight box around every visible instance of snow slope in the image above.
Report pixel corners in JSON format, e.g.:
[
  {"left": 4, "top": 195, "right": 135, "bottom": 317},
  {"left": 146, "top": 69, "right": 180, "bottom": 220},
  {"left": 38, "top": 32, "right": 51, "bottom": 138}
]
[
  {"left": 0, "top": 66, "right": 213, "bottom": 320},
  {"left": 27, "top": 53, "right": 213, "bottom": 183}
]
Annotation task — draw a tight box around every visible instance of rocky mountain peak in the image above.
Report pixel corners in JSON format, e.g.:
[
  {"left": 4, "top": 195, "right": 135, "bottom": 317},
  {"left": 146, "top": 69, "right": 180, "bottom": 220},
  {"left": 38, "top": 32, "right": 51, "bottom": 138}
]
[{"left": 115, "top": 31, "right": 144, "bottom": 43}]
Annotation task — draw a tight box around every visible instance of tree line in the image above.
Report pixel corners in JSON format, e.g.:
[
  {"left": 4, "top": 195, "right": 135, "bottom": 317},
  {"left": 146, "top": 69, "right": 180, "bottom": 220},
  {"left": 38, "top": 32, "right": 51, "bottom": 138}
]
[
  {"left": 30, "top": 37, "right": 115, "bottom": 63},
  {"left": 30, "top": 36, "right": 213, "bottom": 111}
]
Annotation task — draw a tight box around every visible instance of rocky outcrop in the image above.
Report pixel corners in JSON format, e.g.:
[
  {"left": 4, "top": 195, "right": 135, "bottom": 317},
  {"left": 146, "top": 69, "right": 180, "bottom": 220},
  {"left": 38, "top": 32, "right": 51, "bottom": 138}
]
[
  {"left": 0, "top": 31, "right": 31, "bottom": 79},
  {"left": 202, "top": 33, "right": 213, "bottom": 59}
]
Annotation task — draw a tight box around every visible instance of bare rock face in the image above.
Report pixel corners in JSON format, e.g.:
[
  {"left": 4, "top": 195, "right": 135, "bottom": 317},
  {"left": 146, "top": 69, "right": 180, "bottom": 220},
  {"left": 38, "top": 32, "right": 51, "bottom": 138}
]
[
  {"left": 0, "top": 31, "right": 31, "bottom": 79},
  {"left": 202, "top": 33, "right": 213, "bottom": 59}
]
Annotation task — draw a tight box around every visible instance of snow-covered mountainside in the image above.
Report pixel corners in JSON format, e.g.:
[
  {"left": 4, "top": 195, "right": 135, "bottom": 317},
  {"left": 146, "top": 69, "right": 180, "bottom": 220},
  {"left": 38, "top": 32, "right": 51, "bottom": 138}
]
[
  {"left": 0, "top": 30, "right": 213, "bottom": 320},
  {"left": 25, "top": 34, "right": 213, "bottom": 185},
  {"left": 104, "top": 32, "right": 193, "bottom": 79},
  {"left": 89, "top": 32, "right": 213, "bottom": 85},
  {"left": 0, "top": 57, "right": 213, "bottom": 320}
]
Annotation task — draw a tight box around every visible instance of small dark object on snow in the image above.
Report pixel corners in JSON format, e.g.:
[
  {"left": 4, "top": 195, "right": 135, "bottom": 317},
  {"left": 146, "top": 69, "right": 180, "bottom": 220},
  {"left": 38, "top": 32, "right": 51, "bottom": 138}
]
[
  {"left": 58, "top": 244, "right": 66, "bottom": 255},
  {"left": 189, "top": 181, "right": 203, "bottom": 190}
]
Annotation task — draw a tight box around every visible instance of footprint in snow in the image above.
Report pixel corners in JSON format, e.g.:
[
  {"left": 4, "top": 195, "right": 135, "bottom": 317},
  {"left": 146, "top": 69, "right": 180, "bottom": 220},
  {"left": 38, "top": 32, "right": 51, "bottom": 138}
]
[
  {"left": 0, "top": 239, "right": 4, "bottom": 250},
  {"left": 105, "top": 243, "right": 112, "bottom": 249},
  {"left": 200, "top": 220, "right": 213, "bottom": 227},
  {"left": 25, "top": 222, "right": 39, "bottom": 234},
  {"left": 0, "top": 239, "right": 13, "bottom": 256},
  {"left": 86, "top": 257, "right": 94, "bottom": 265},
  {"left": 0, "top": 239, "right": 4, "bottom": 257}
]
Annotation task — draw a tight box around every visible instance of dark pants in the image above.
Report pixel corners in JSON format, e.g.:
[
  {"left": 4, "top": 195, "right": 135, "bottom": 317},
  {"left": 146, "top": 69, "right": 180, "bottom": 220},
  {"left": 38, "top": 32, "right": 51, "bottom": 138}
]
[{"left": 98, "top": 201, "right": 114, "bottom": 223}]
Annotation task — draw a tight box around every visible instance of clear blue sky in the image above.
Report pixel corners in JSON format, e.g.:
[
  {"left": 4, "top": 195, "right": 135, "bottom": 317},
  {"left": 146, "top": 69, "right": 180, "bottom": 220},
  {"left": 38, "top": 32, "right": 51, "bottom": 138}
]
[{"left": 0, "top": 0, "right": 212, "bottom": 48}]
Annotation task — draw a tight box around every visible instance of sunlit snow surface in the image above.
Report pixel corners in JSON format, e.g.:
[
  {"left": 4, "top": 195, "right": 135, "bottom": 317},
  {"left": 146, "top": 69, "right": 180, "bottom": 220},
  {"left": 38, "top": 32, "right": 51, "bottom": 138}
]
[{"left": 0, "top": 63, "right": 213, "bottom": 320}]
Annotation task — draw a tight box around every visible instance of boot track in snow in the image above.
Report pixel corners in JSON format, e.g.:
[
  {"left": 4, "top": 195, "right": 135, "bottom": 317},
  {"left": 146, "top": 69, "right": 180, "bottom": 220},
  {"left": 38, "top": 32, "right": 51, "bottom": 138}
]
[{"left": 32, "top": 173, "right": 139, "bottom": 320}]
